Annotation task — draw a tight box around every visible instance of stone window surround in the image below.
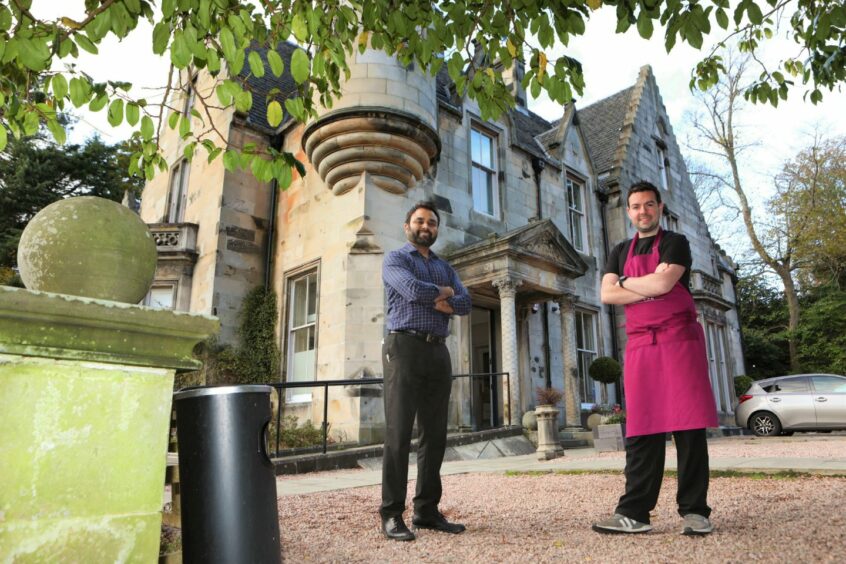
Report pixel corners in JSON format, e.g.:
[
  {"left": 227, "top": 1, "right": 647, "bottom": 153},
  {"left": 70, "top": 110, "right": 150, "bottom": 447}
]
[
  {"left": 164, "top": 159, "right": 190, "bottom": 224},
  {"left": 565, "top": 172, "right": 590, "bottom": 254},
  {"left": 144, "top": 280, "right": 178, "bottom": 310},
  {"left": 467, "top": 116, "right": 504, "bottom": 220},
  {"left": 653, "top": 135, "right": 671, "bottom": 192},
  {"left": 574, "top": 307, "right": 601, "bottom": 406},
  {"left": 281, "top": 259, "right": 321, "bottom": 404},
  {"left": 181, "top": 73, "right": 197, "bottom": 118}
]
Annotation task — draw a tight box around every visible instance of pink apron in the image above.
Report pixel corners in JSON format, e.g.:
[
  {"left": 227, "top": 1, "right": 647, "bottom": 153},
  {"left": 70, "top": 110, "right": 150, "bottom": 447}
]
[{"left": 622, "top": 229, "right": 718, "bottom": 437}]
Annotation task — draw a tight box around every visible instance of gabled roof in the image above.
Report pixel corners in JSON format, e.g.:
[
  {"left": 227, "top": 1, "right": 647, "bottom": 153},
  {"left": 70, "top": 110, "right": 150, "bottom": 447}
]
[
  {"left": 575, "top": 86, "right": 634, "bottom": 175},
  {"left": 238, "top": 42, "right": 299, "bottom": 134}
]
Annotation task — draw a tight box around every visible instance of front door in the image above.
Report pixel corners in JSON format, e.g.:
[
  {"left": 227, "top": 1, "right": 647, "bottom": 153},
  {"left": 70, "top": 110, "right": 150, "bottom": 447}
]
[{"left": 470, "top": 307, "right": 499, "bottom": 429}]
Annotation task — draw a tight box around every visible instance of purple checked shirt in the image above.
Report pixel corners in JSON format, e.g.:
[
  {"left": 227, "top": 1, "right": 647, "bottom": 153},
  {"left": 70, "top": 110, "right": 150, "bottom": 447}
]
[{"left": 383, "top": 243, "right": 472, "bottom": 337}]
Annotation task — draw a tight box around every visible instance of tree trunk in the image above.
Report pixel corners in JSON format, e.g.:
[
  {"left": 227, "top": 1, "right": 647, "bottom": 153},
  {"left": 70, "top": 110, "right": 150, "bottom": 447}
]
[{"left": 780, "top": 268, "right": 802, "bottom": 372}]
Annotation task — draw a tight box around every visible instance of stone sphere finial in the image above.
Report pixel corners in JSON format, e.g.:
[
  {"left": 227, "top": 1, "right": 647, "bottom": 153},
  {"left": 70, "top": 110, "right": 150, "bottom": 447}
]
[{"left": 17, "top": 196, "right": 157, "bottom": 303}]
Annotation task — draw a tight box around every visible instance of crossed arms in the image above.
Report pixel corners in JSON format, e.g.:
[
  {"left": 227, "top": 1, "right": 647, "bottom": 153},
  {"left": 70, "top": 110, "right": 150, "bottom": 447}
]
[
  {"left": 600, "top": 262, "right": 685, "bottom": 305},
  {"left": 382, "top": 252, "right": 472, "bottom": 315}
]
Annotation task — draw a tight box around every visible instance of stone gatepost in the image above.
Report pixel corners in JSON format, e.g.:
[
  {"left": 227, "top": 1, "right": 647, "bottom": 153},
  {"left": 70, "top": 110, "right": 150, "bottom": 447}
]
[{"left": 0, "top": 197, "right": 218, "bottom": 561}]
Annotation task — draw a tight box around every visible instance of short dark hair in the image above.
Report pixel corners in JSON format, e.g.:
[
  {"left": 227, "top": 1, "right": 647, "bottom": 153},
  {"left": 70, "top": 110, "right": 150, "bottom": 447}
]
[
  {"left": 626, "top": 181, "right": 662, "bottom": 206},
  {"left": 405, "top": 201, "right": 440, "bottom": 225}
]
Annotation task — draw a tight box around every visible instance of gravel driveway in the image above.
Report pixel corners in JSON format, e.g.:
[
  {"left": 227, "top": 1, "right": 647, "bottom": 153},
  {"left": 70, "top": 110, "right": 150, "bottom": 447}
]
[{"left": 277, "top": 436, "right": 846, "bottom": 563}]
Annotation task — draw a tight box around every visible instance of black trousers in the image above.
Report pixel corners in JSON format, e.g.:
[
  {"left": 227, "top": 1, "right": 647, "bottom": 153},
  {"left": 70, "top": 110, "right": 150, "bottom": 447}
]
[
  {"left": 380, "top": 333, "right": 453, "bottom": 519},
  {"left": 615, "top": 428, "right": 711, "bottom": 524}
]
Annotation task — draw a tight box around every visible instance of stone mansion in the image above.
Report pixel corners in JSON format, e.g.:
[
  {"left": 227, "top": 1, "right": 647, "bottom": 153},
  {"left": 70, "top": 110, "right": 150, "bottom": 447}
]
[{"left": 139, "top": 44, "right": 745, "bottom": 442}]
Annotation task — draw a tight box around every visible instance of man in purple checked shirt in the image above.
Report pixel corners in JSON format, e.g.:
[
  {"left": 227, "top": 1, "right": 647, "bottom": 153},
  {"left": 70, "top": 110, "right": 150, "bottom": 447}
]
[{"left": 379, "top": 201, "right": 472, "bottom": 542}]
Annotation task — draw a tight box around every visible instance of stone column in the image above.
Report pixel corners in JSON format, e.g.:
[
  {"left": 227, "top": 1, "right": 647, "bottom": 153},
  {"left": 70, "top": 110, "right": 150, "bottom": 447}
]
[
  {"left": 494, "top": 277, "right": 522, "bottom": 426},
  {"left": 556, "top": 294, "right": 582, "bottom": 427}
]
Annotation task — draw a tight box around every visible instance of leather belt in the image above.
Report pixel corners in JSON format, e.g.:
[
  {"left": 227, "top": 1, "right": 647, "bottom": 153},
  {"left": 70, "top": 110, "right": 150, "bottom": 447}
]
[{"left": 390, "top": 329, "right": 447, "bottom": 344}]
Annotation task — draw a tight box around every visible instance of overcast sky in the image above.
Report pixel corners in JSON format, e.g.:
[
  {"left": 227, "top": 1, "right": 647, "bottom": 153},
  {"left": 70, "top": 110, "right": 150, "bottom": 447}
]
[{"left": 46, "top": 3, "right": 844, "bottom": 255}]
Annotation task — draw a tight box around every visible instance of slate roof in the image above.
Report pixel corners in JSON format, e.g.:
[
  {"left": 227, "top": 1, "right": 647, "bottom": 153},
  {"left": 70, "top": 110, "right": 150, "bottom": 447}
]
[
  {"left": 436, "top": 67, "right": 556, "bottom": 160},
  {"left": 238, "top": 42, "right": 299, "bottom": 134},
  {"left": 575, "top": 86, "right": 634, "bottom": 175}
]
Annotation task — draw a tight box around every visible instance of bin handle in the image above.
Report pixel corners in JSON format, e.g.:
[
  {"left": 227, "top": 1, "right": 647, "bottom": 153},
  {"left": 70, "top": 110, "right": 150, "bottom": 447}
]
[{"left": 259, "top": 419, "right": 273, "bottom": 464}]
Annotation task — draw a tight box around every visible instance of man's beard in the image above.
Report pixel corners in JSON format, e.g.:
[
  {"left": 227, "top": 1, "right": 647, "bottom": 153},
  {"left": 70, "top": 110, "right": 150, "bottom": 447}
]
[
  {"left": 408, "top": 229, "right": 436, "bottom": 247},
  {"left": 635, "top": 217, "right": 659, "bottom": 234}
]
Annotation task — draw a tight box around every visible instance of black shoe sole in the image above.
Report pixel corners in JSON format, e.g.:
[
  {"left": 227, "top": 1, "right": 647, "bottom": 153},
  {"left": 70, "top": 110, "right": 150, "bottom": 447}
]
[
  {"left": 412, "top": 524, "right": 466, "bottom": 534},
  {"left": 383, "top": 531, "right": 415, "bottom": 541}
]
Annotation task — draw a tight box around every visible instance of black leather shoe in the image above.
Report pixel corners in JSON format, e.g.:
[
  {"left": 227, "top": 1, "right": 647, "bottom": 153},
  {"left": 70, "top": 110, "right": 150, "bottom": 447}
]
[
  {"left": 381, "top": 516, "right": 416, "bottom": 541},
  {"left": 411, "top": 512, "right": 466, "bottom": 534}
]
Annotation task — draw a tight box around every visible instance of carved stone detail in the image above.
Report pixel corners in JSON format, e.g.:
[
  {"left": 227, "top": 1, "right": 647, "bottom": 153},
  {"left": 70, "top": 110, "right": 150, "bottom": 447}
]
[{"left": 302, "top": 108, "right": 440, "bottom": 196}]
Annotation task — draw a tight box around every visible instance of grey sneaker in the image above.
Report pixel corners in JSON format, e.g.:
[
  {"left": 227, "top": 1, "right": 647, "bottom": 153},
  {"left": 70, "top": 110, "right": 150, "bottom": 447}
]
[
  {"left": 682, "top": 513, "right": 714, "bottom": 535},
  {"left": 592, "top": 513, "right": 653, "bottom": 534}
]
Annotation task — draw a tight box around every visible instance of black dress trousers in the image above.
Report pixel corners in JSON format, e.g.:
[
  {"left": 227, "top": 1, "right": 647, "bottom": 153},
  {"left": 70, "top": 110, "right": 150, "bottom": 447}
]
[{"left": 380, "top": 332, "right": 453, "bottom": 519}]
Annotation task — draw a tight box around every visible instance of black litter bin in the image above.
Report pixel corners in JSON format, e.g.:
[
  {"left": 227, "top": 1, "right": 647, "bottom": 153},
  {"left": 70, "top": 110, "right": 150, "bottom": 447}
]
[{"left": 174, "top": 385, "right": 281, "bottom": 564}]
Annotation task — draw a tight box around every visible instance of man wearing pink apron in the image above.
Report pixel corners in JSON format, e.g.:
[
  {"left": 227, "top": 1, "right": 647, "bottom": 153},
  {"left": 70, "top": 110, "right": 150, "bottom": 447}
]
[{"left": 593, "top": 182, "right": 718, "bottom": 536}]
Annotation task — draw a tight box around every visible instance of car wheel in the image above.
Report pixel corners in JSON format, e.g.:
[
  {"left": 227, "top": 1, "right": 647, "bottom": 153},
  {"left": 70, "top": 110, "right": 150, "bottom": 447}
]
[{"left": 750, "top": 412, "right": 782, "bottom": 437}]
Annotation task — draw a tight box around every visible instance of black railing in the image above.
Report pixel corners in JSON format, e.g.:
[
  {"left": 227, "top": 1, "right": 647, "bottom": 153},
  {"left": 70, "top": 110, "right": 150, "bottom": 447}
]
[{"left": 267, "top": 371, "right": 511, "bottom": 457}]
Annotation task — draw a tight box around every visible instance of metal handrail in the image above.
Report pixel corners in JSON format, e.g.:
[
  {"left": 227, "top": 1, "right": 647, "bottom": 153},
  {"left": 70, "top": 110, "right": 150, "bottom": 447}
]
[{"left": 267, "top": 371, "right": 511, "bottom": 456}]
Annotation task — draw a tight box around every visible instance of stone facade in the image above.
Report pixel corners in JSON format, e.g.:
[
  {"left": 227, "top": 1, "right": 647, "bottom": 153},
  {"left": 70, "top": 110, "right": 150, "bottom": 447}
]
[{"left": 140, "top": 47, "right": 746, "bottom": 440}]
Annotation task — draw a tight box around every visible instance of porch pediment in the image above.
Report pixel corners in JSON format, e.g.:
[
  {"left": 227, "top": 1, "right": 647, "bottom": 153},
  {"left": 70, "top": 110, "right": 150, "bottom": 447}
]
[{"left": 444, "top": 219, "right": 588, "bottom": 301}]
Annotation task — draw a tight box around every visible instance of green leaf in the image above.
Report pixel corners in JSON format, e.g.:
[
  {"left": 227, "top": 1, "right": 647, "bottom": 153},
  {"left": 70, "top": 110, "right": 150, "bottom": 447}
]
[
  {"left": 277, "top": 161, "right": 292, "bottom": 189},
  {"left": 223, "top": 149, "right": 240, "bottom": 171},
  {"left": 207, "top": 47, "right": 221, "bottom": 74},
  {"left": 69, "top": 78, "right": 89, "bottom": 107},
  {"left": 220, "top": 27, "right": 237, "bottom": 62},
  {"left": 171, "top": 31, "right": 191, "bottom": 68},
  {"left": 747, "top": 2, "right": 763, "bottom": 25},
  {"left": 168, "top": 111, "right": 180, "bottom": 129},
  {"left": 75, "top": 34, "right": 99, "bottom": 55},
  {"left": 248, "top": 50, "right": 265, "bottom": 77},
  {"left": 267, "top": 100, "right": 283, "bottom": 127},
  {"left": 51, "top": 74, "right": 68, "bottom": 99},
  {"left": 179, "top": 115, "right": 190, "bottom": 138},
  {"left": 0, "top": 125, "right": 7, "bottom": 152},
  {"left": 152, "top": 22, "right": 170, "bottom": 55},
  {"left": 46, "top": 119, "right": 66, "bottom": 145},
  {"left": 141, "top": 115, "right": 155, "bottom": 140},
  {"left": 107, "top": 98, "right": 124, "bottom": 127},
  {"left": 125, "top": 102, "right": 140, "bottom": 126},
  {"left": 267, "top": 49, "right": 284, "bottom": 77},
  {"left": 292, "top": 13, "right": 308, "bottom": 42},
  {"left": 235, "top": 90, "right": 253, "bottom": 112},
  {"left": 636, "top": 11, "right": 654, "bottom": 39},
  {"left": 18, "top": 38, "right": 50, "bottom": 71},
  {"left": 716, "top": 8, "right": 729, "bottom": 30},
  {"left": 291, "top": 48, "right": 310, "bottom": 84},
  {"left": 89, "top": 94, "right": 109, "bottom": 112}
]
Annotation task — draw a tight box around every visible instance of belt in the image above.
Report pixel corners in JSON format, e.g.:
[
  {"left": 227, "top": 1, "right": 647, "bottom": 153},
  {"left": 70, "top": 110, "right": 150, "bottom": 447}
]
[{"left": 390, "top": 329, "right": 447, "bottom": 344}]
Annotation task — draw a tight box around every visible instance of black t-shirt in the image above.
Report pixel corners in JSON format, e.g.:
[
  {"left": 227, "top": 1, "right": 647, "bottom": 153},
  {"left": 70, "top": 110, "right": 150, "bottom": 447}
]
[{"left": 603, "top": 230, "right": 692, "bottom": 292}]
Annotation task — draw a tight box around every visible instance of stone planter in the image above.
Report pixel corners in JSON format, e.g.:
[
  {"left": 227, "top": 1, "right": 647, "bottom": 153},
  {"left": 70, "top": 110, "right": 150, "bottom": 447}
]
[
  {"left": 535, "top": 404, "right": 564, "bottom": 460},
  {"left": 593, "top": 423, "right": 626, "bottom": 452}
]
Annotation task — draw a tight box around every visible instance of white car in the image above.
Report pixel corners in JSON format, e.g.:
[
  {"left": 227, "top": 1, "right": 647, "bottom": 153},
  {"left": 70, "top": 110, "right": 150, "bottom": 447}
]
[{"left": 735, "top": 374, "right": 846, "bottom": 436}]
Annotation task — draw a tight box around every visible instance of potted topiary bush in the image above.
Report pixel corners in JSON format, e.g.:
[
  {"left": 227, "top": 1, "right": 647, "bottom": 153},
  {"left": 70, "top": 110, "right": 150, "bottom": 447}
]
[
  {"left": 588, "top": 356, "right": 622, "bottom": 405},
  {"left": 534, "top": 387, "right": 564, "bottom": 460}
]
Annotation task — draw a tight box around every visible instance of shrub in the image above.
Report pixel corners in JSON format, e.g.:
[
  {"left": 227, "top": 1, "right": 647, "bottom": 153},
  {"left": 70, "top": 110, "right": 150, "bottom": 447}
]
[
  {"left": 603, "top": 411, "right": 626, "bottom": 424},
  {"left": 588, "top": 356, "right": 622, "bottom": 384},
  {"left": 535, "top": 386, "right": 563, "bottom": 406},
  {"left": 734, "top": 375, "right": 754, "bottom": 397},
  {"left": 268, "top": 414, "right": 326, "bottom": 449}
]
